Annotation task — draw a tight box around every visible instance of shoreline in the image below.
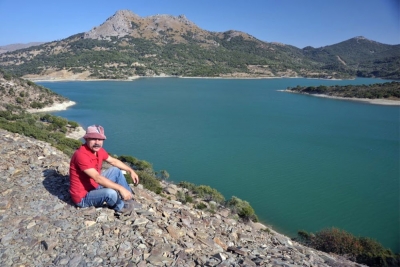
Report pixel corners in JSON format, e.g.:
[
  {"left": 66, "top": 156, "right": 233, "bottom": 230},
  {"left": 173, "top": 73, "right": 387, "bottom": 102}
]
[
  {"left": 27, "top": 75, "right": 345, "bottom": 82},
  {"left": 66, "top": 126, "right": 85, "bottom": 140},
  {"left": 27, "top": 101, "right": 86, "bottom": 140},
  {"left": 281, "top": 90, "right": 400, "bottom": 106},
  {"left": 26, "top": 100, "right": 77, "bottom": 113},
  {"left": 25, "top": 100, "right": 85, "bottom": 140}
]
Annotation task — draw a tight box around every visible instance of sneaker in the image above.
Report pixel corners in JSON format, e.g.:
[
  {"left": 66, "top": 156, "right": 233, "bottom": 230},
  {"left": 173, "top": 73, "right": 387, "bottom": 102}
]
[
  {"left": 125, "top": 199, "right": 142, "bottom": 210},
  {"left": 118, "top": 202, "right": 134, "bottom": 215}
]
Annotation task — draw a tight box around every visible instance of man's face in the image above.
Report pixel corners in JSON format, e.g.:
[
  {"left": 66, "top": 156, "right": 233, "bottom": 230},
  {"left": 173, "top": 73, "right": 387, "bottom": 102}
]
[{"left": 85, "top": 138, "right": 104, "bottom": 153}]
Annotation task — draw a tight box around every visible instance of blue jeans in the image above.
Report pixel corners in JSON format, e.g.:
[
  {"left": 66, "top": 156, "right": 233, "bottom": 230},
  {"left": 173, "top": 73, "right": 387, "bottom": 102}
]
[{"left": 77, "top": 167, "right": 132, "bottom": 211}]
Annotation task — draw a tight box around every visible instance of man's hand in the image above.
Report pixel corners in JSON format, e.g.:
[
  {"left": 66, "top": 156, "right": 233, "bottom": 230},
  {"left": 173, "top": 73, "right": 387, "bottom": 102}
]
[
  {"left": 129, "top": 169, "right": 139, "bottom": 184},
  {"left": 119, "top": 187, "right": 133, "bottom": 200}
]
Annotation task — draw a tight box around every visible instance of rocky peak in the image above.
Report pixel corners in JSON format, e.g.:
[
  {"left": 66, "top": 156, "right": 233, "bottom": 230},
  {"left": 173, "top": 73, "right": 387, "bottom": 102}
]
[
  {"left": 84, "top": 9, "right": 139, "bottom": 40},
  {"left": 177, "top": 14, "right": 193, "bottom": 25},
  {"left": 354, "top": 36, "right": 366, "bottom": 40},
  {"left": 83, "top": 9, "right": 206, "bottom": 44}
]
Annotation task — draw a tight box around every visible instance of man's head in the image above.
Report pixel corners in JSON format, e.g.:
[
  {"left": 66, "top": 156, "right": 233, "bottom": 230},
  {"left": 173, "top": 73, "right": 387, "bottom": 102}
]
[{"left": 83, "top": 125, "right": 106, "bottom": 153}]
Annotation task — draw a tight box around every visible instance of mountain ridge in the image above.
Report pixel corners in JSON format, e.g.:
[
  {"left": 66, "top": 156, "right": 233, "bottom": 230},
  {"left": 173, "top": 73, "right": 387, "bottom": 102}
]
[{"left": 0, "top": 9, "right": 399, "bottom": 80}]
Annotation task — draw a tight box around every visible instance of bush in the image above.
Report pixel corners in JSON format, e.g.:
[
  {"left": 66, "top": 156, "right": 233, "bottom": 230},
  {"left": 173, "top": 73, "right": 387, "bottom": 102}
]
[
  {"left": 226, "top": 196, "right": 258, "bottom": 221},
  {"left": 118, "top": 155, "right": 153, "bottom": 171},
  {"left": 178, "top": 181, "right": 197, "bottom": 191},
  {"left": 30, "top": 102, "right": 45, "bottom": 109},
  {"left": 158, "top": 170, "right": 170, "bottom": 181},
  {"left": 193, "top": 185, "right": 225, "bottom": 204},
  {"left": 176, "top": 191, "right": 194, "bottom": 204},
  {"left": 3, "top": 73, "right": 12, "bottom": 80},
  {"left": 195, "top": 202, "right": 207, "bottom": 210},
  {"left": 0, "top": 111, "right": 83, "bottom": 156},
  {"left": 311, "top": 227, "right": 360, "bottom": 255},
  {"left": 296, "top": 228, "right": 400, "bottom": 266},
  {"left": 68, "top": 121, "right": 79, "bottom": 128},
  {"left": 134, "top": 170, "right": 162, "bottom": 194}
]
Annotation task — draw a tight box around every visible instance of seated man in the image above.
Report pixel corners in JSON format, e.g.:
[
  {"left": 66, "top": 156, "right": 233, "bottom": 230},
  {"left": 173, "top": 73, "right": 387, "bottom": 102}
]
[{"left": 69, "top": 125, "right": 139, "bottom": 214}]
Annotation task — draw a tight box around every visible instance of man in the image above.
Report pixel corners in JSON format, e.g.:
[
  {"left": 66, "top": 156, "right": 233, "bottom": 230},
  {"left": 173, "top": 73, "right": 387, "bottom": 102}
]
[{"left": 69, "top": 125, "right": 139, "bottom": 214}]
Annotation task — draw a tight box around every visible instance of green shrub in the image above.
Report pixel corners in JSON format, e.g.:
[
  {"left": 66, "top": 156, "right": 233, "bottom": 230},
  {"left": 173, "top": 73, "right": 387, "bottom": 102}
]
[
  {"left": 176, "top": 191, "right": 194, "bottom": 204},
  {"left": 118, "top": 155, "right": 153, "bottom": 171},
  {"left": 297, "top": 230, "right": 312, "bottom": 244},
  {"left": 195, "top": 202, "right": 207, "bottom": 210},
  {"left": 296, "top": 228, "right": 400, "bottom": 267},
  {"left": 178, "top": 181, "right": 197, "bottom": 191},
  {"left": 134, "top": 170, "right": 162, "bottom": 194},
  {"left": 185, "top": 194, "right": 193, "bottom": 203},
  {"left": 0, "top": 111, "right": 83, "bottom": 156},
  {"left": 158, "top": 170, "right": 170, "bottom": 180},
  {"left": 68, "top": 121, "right": 79, "bottom": 128},
  {"left": 176, "top": 191, "right": 185, "bottom": 203},
  {"left": 311, "top": 227, "right": 360, "bottom": 255},
  {"left": 30, "top": 102, "right": 45, "bottom": 109},
  {"left": 226, "top": 196, "right": 258, "bottom": 221},
  {"left": 3, "top": 73, "right": 12, "bottom": 80},
  {"left": 193, "top": 185, "right": 225, "bottom": 204}
]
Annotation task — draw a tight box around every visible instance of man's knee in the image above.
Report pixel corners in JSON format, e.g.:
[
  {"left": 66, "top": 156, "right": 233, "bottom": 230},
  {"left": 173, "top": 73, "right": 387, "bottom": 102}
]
[
  {"left": 103, "top": 188, "right": 118, "bottom": 200},
  {"left": 109, "top": 166, "right": 120, "bottom": 172},
  {"left": 103, "top": 166, "right": 122, "bottom": 178}
]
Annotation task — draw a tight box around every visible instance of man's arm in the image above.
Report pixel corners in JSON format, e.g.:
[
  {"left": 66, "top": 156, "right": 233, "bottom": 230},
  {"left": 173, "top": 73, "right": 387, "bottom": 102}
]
[
  {"left": 105, "top": 156, "right": 140, "bottom": 185},
  {"left": 83, "top": 168, "right": 133, "bottom": 200}
]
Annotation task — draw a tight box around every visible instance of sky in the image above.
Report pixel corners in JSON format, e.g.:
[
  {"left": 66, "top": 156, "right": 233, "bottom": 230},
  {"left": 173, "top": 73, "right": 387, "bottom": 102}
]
[{"left": 0, "top": 0, "right": 399, "bottom": 48}]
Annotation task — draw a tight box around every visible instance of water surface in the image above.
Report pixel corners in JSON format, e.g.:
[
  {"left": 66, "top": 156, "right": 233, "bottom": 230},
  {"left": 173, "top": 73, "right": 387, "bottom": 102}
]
[{"left": 41, "top": 77, "right": 399, "bottom": 252}]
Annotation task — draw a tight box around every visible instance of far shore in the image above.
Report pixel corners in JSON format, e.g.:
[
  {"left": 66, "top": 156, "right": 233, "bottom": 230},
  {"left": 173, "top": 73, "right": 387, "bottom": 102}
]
[
  {"left": 281, "top": 90, "right": 400, "bottom": 106},
  {"left": 25, "top": 75, "right": 347, "bottom": 82}
]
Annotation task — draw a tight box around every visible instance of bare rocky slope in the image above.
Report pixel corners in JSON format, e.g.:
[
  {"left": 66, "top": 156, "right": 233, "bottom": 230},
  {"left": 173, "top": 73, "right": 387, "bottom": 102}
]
[{"left": 0, "top": 128, "right": 364, "bottom": 266}]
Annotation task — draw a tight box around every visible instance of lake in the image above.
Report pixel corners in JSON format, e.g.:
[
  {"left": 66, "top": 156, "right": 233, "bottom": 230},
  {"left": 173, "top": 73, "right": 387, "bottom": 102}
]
[{"left": 39, "top": 77, "right": 399, "bottom": 252}]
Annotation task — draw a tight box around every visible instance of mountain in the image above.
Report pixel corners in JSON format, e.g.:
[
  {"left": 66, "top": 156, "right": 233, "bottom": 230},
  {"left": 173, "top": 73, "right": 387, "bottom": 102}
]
[
  {"left": 0, "top": 10, "right": 398, "bottom": 80},
  {"left": 0, "top": 42, "right": 45, "bottom": 54},
  {"left": 303, "top": 36, "right": 400, "bottom": 79}
]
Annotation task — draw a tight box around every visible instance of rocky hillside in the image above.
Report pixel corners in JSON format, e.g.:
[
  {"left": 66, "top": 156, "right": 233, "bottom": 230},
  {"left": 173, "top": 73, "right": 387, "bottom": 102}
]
[
  {"left": 0, "top": 69, "right": 67, "bottom": 111},
  {"left": 0, "top": 128, "right": 364, "bottom": 266},
  {"left": 1, "top": 9, "right": 398, "bottom": 80}
]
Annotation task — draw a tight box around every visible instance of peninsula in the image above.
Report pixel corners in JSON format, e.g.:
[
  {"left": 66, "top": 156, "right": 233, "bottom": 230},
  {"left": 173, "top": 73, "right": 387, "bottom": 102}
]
[{"left": 285, "top": 81, "right": 400, "bottom": 106}]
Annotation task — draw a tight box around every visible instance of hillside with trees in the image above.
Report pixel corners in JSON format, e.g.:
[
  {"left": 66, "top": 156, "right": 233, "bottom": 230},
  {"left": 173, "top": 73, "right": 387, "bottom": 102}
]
[
  {"left": 0, "top": 68, "right": 67, "bottom": 111},
  {"left": 287, "top": 81, "right": 400, "bottom": 100},
  {"left": 0, "top": 10, "right": 398, "bottom": 80}
]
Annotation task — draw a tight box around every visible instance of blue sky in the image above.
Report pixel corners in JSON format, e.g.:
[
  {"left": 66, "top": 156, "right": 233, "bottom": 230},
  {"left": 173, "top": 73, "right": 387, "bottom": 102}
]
[{"left": 0, "top": 0, "right": 398, "bottom": 48}]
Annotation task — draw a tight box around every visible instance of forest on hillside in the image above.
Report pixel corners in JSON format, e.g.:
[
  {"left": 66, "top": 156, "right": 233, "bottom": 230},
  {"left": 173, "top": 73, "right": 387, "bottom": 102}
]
[{"left": 287, "top": 81, "right": 400, "bottom": 100}]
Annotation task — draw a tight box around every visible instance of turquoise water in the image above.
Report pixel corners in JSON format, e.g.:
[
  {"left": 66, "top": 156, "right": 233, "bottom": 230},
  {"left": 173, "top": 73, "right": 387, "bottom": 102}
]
[{"left": 41, "top": 78, "right": 399, "bottom": 252}]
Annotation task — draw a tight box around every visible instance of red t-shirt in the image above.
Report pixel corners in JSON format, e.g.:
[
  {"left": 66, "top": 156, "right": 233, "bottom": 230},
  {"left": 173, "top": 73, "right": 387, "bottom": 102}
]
[{"left": 69, "top": 144, "right": 109, "bottom": 204}]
